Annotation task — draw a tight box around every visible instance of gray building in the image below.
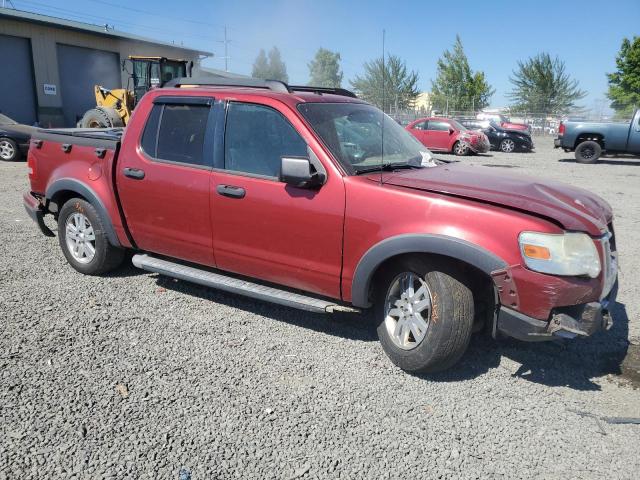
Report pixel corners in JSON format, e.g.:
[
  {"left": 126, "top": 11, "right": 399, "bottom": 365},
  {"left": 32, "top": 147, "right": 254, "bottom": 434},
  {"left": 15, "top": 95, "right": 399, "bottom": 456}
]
[{"left": 0, "top": 7, "right": 213, "bottom": 127}]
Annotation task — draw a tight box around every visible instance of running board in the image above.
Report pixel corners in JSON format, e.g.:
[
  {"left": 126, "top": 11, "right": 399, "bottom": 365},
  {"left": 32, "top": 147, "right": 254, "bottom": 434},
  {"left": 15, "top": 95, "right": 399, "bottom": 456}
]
[{"left": 131, "top": 254, "right": 359, "bottom": 314}]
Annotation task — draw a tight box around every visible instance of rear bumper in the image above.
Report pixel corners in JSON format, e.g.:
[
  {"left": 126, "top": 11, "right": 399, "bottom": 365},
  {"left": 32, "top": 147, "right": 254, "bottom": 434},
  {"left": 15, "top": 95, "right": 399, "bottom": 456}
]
[
  {"left": 23, "top": 192, "right": 54, "bottom": 237},
  {"left": 496, "top": 280, "right": 617, "bottom": 342}
]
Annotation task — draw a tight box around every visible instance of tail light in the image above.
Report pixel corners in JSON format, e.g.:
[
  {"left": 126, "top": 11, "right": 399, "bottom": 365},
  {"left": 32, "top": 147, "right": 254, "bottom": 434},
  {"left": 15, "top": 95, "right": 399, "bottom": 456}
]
[
  {"left": 558, "top": 122, "right": 565, "bottom": 137},
  {"left": 27, "top": 151, "right": 36, "bottom": 178}
]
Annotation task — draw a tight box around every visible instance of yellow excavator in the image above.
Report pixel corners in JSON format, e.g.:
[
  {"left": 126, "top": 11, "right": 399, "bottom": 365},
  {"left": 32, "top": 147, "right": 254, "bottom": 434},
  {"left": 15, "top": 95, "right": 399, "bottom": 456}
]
[{"left": 79, "top": 56, "right": 193, "bottom": 128}]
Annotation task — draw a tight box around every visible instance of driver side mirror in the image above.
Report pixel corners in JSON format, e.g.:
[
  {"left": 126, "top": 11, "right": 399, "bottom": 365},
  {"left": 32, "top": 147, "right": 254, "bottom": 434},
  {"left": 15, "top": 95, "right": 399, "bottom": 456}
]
[{"left": 281, "top": 157, "right": 325, "bottom": 188}]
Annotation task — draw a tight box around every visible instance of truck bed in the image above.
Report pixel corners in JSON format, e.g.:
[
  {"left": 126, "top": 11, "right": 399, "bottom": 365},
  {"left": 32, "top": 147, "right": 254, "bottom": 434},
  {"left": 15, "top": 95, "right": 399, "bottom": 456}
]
[{"left": 33, "top": 127, "right": 123, "bottom": 149}]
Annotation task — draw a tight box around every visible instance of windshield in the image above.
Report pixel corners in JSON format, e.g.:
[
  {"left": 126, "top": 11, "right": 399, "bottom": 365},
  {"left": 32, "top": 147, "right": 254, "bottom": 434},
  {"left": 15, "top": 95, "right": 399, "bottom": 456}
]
[
  {"left": 0, "top": 113, "right": 17, "bottom": 125},
  {"left": 448, "top": 119, "right": 467, "bottom": 131},
  {"left": 298, "top": 103, "right": 431, "bottom": 173}
]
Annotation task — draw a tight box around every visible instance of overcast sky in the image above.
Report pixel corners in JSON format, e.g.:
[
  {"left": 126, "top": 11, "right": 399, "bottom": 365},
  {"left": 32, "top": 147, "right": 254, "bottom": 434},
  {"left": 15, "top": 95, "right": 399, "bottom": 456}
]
[{"left": 11, "top": 0, "right": 640, "bottom": 110}]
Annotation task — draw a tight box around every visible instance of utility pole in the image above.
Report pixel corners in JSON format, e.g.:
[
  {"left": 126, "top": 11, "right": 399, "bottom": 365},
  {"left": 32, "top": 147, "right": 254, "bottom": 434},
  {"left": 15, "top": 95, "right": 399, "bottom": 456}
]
[{"left": 217, "top": 26, "right": 231, "bottom": 72}]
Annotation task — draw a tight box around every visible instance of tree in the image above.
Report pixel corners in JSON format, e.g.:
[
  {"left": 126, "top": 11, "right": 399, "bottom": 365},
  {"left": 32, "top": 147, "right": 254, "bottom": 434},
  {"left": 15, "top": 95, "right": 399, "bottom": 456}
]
[
  {"left": 350, "top": 54, "right": 419, "bottom": 112},
  {"left": 251, "top": 47, "right": 288, "bottom": 82},
  {"left": 308, "top": 48, "right": 343, "bottom": 87},
  {"left": 252, "top": 49, "right": 269, "bottom": 79},
  {"left": 508, "top": 53, "right": 586, "bottom": 114},
  {"left": 430, "top": 35, "right": 494, "bottom": 113},
  {"left": 607, "top": 36, "right": 640, "bottom": 118}
]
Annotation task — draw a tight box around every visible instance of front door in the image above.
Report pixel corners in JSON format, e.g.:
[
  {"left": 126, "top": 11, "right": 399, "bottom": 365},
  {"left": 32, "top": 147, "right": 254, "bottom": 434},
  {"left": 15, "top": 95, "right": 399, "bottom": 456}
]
[
  {"left": 116, "top": 95, "right": 216, "bottom": 266},
  {"left": 425, "top": 120, "right": 452, "bottom": 151},
  {"left": 211, "top": 101, "right": 345, "bottom": 299}
]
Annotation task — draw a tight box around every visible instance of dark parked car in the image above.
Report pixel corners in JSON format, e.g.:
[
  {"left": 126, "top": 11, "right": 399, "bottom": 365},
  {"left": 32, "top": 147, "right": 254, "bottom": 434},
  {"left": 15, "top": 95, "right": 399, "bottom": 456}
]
[
  {"left": 458, "top": 119, "right": 534, "bottom": 153},
  {"left": 0, "top": 113, "right": 35, "bottom": 161}
]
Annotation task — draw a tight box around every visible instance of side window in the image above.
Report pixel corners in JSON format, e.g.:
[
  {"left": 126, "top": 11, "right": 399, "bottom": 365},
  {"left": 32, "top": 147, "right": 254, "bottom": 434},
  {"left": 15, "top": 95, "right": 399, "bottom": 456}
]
[
  {"left": 224, "top": 102, "right": 307, "bottom": 178},
  {"left": 140, "top": 102, "right": 210, "bottom": 167},
  {"left": 413, "top": 121, "right": 427, "bottom": 130},
  {"left": 427, "top": 121, "right": 450, "bottom": 131}
]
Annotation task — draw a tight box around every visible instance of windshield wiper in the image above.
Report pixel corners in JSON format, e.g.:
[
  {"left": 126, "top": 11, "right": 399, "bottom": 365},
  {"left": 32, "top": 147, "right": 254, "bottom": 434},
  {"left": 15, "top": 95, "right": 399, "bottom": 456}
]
[{"left": 354, "top": 162, "right": 422, "bottom": 175}]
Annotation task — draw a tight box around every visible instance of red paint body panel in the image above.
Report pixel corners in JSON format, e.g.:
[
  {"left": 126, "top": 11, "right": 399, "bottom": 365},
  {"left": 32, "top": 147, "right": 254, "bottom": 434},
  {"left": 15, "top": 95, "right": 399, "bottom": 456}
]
[{"left": 26, "top": 85, "right": 615, "bottom": 324}]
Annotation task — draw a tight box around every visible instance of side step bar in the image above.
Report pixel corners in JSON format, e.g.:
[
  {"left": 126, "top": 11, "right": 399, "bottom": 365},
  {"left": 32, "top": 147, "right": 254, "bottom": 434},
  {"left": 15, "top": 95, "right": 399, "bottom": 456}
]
[{"left": 132, "top": 254, "right": 359, "bottom": 314}]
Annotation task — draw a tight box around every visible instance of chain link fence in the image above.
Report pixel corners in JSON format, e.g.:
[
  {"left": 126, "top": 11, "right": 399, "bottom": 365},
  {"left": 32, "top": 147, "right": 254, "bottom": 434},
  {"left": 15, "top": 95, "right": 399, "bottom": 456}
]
[{"left": 389, "top": 109, "right": 611, "bottom": 136}]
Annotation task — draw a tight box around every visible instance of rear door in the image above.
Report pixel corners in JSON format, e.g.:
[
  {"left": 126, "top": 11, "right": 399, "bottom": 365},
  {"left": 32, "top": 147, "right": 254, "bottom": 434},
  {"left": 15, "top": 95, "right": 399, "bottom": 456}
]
[
  {"left": 425, "top": 120, "right": 452, "bottom": 150},
  {"left": 116, "top": 95, "right": 216, "bottom": 266},
  {"left": 210, "top": 100, "right": 345, "bottom": 299}
]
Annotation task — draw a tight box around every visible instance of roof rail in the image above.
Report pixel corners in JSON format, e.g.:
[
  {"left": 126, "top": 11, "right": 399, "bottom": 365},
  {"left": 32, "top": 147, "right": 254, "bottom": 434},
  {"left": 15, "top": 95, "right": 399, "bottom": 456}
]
[
  {"left": 163, "top": 77, "right": 290, "bottom": 93},
  {"left": 163, "top": 77, "right": 358, "bottom": 98},
  {"left": 289, "top": 85, "right": 358, "bottom": 98}
]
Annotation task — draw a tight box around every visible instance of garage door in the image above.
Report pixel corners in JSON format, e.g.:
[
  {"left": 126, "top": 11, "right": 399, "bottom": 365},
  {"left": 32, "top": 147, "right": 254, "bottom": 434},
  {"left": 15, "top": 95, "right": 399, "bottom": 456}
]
[
  {"left": 0, "top": 34, "right": 37, "bottom": 125},
  {"left": 57, "top": 44, "right": 120, "bottom": 127}
]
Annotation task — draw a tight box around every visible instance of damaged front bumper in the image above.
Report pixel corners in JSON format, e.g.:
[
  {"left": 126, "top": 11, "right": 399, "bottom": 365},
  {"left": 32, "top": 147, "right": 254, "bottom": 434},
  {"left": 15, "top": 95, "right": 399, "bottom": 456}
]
[{"left": 496, "top": 281, "right": 617, "bottom": 341}]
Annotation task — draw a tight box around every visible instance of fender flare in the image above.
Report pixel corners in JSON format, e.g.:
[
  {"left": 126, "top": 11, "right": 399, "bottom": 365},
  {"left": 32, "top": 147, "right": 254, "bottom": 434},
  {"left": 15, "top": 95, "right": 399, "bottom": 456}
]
[
  {"left": 45, "top": 178, "right": 121, "bottom": 247},
  {"left": 350, "top": 233, "right": 507, "bottom": 308}
]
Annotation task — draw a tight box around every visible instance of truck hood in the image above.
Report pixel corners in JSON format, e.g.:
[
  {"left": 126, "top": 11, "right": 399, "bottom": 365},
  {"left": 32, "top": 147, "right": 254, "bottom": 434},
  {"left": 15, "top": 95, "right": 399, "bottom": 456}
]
[{"left": 377, "top": 163, "right": 611, "bottom": 236}]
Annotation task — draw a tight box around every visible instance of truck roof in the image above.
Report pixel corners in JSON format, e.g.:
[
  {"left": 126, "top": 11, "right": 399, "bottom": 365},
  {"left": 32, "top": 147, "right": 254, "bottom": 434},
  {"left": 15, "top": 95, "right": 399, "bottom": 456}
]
[{"left": 156, "top": 77, "right": 367, "bottom": 109}]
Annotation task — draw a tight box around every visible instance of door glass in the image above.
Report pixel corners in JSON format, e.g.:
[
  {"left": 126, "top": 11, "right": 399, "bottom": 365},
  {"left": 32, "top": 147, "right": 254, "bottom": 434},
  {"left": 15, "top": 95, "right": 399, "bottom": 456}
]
[
  {"left": 427, "top": 121, "right": 450, "bottom": 131},
  {"left": 224, "top": 102, "right": 307, "bottom": 178},
  {"left": 155, "top": 104, "right": 209, "bottom": 166}
]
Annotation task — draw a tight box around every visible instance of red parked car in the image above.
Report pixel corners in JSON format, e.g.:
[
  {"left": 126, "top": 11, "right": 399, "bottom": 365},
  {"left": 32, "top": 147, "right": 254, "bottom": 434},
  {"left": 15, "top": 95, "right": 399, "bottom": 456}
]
[
  {"left": 406, "top": 117, "right": 490, "bottom": 155},
  {"left": 477, "top": 113, "right": 530, "bottom": 133},
  {"left": 23, "top": 79, "right": 618, "bottom": 373}
]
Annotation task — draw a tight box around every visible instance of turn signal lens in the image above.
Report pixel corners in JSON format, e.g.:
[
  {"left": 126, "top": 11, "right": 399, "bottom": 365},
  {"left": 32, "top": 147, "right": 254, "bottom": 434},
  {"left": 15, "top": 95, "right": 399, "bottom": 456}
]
[{"left": 523, "top": 244, "right": 551, "bottom": 260}]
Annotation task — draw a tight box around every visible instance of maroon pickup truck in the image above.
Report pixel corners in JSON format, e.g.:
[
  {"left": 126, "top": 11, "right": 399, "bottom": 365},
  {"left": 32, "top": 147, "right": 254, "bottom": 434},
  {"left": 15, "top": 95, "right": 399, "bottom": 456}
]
[{"left": 23, "top": 78, "right": 618, "bottom": 373}]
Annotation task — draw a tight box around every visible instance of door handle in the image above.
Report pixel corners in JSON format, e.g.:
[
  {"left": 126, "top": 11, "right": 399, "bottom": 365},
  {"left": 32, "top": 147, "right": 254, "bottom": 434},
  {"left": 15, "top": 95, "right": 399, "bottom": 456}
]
[
  {"left": 123, "top": 167, "right": 145, "bottom": 180},
  {"left": 216, "top": 184, "right": 245, "bottom": 199}
]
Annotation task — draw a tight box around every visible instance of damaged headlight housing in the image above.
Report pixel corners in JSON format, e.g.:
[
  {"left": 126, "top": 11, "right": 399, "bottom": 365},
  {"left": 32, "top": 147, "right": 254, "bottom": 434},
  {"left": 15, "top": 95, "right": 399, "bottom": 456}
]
[{"left": 519, "top": 231, "right": 601, "bottom": 278}]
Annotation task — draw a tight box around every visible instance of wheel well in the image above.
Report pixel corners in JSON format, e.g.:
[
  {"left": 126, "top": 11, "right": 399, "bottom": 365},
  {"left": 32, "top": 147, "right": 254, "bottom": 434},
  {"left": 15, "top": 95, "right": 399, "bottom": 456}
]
[
  {"left": 48, "top": 190, "right": 87, "bottom": 218},
  {"left": 575, "top": 133, "right": 604, "bottom": 149},
  {"left": 369, "top": 252, "right": 496, "bottom": 332}
]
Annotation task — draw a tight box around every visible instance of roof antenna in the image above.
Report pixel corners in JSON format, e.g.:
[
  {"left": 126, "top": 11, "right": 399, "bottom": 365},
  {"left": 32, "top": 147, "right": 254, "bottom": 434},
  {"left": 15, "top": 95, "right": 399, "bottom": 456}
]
[{"left": 380, "top": 28, "right": 385, "bottom": 186}]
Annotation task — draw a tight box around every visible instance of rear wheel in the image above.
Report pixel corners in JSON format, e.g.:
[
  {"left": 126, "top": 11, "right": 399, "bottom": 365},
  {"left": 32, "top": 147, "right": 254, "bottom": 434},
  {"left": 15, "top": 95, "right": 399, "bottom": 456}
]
[
  {"left": 58, "top": 198, "right": 125, "bottom": 275},
  {"left": 0, "top": 138, "right": 19, "bottom": 161},
  {"left": 575, "top": 140, "right": 601, "bottom": 164},
  {"left": 374, "top": 257, "right": 474, "bottom": 373}
]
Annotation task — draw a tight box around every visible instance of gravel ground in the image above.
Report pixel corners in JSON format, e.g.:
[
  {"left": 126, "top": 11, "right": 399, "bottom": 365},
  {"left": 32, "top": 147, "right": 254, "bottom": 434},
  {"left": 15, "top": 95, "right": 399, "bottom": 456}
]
[{"left": 1, "top": 140, "right": 639, "bottom": 479}]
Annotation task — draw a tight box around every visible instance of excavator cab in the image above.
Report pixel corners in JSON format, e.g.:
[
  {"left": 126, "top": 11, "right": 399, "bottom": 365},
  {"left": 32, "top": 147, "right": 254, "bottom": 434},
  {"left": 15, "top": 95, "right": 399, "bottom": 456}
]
[{"left": 79, "top": 56, "right": 192, "bottom": 129}]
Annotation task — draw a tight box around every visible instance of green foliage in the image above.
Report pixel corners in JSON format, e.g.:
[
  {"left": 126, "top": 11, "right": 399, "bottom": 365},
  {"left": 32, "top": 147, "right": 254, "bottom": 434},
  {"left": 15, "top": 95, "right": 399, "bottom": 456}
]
[
  {"left": 252, "top": 47, "right": 288, "bottom": 83},
  {"left": 430, "top": 35, "right": 494, "bottom": 112},
  {"left": 607, "top": 36, "right": 640, "bottom": 118},
  {"left": 308, "top": 48, "right": 343, "bottom": 88},
  {"left": 350, "top": 54, "right": 419, "bottom": 112},
  {"left": 508, "top": 53, "right": 585, "bottom": 114}
]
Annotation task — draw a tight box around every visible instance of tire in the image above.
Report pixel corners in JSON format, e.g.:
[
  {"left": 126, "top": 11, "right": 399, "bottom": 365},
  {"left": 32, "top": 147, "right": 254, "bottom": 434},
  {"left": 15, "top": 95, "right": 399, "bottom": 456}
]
[
  {"left": 374, "top": 257, "right": 474, "bottom": 373},
  {"left": 0, "top": 137, "right": 19, "bottom": 161},
  {"left": 79, "top": 108, "right": 124, "bottom": 129},
  {"left": 575, "top": 140, "right": 601, "bottom": 164},
  {"left": 499, "top": 138, "right": 515, "bottom": 153},
  {"left": 58, "top": 198, "right": 125, "bottom": 275},
  {"left": 452, "top": 141, "right": 468, "bottom": 156}
]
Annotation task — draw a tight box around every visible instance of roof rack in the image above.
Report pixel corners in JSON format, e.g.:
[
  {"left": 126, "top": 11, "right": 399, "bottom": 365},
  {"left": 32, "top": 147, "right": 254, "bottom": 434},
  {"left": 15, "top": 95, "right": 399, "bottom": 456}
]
[{"left": 163, "top": 77, "right": 357, "bottom": 98}]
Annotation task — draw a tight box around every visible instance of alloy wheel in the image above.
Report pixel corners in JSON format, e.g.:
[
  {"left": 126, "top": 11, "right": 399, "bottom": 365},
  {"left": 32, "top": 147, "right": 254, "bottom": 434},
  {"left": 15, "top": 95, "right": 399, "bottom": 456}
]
[
  {"left": 384, "top": 272, "right": 433, "bottom": 350},
  {"left": 501, "top": 139, "right": 515, "bottom": 153},
  {"left": 65, "top": 212, "right": 96, "bottom": 264},
  {"left": 0, "top": 140, "right": 15, "bottom": 160}
]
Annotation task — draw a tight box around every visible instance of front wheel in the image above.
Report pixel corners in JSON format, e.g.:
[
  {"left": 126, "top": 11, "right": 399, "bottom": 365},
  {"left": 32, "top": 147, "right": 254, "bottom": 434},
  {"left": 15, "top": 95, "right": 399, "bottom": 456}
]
[
  {"left": 58, "top": 198, "right": 125, "bottom": 275},
  {"left": 453, "top": 141, "right": 468, "bottom": 156},
  {"left": 374, "top": 258, "right": 474, "bottom": 373},
  {"left": 575, "top": 140, "right": 601, "bottom": 164},
  {"left": 500, "top": 138, "right": 515, "bottom": 153},
  {"left": 0, "top": 138, "right": 19, "bottom": 161}
]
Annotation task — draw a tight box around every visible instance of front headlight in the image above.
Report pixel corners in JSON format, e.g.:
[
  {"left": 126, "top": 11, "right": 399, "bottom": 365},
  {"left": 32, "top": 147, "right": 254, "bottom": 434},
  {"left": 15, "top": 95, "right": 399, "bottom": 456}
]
[{"left": 519, "top": 231, "right": 601, "bottom": 278}]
